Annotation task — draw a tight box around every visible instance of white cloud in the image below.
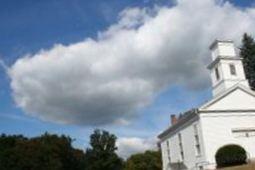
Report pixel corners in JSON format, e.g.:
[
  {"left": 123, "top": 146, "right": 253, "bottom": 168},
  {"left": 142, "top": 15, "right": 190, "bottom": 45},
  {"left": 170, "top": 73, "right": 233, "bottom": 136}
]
[
  {"left": 0, "top": 58, "right": 8, "bottom": 71},
  {"left": 116, "top": 137, "right": 157, "bottom": 159},
  {"left": 9, "top": 0, "right": 255, "bottom": 125}
]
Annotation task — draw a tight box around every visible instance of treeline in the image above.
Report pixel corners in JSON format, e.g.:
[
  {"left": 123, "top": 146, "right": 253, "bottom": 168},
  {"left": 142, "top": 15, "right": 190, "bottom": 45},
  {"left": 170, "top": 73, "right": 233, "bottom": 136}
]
[
  {"left": 0, "top": 130, "right": 162, "bottom": 170},
  {"left": 0, "top": 133, "right": 85, "bottom": 170},
  {"left": 240, "top": 33, "right": 255, "bottom": 90}
]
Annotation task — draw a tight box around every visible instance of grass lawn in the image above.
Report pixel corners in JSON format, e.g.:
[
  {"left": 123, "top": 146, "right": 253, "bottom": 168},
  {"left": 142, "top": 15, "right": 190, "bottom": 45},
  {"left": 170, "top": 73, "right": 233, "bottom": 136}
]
[{"left": 219, "top": 163, "right": 255, "bottom": 170}]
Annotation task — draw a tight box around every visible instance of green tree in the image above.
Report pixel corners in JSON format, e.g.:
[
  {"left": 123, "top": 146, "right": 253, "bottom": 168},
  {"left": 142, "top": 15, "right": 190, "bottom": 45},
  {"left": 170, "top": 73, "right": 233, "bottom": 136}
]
[
  {"left": 240, "top": 33, "right": 255, "bottom": 90},
  {"left": 0, "top": 134, "right": 28, "bottom": 170},
  {"left": 0, "top": 133, "right": 86, "bottom": 170},
  {"left": 85, "top": 129, "right": 123, "bottom": 170},
  {"left": 124, "top": 150, "right": 162, "bottom": 170}
]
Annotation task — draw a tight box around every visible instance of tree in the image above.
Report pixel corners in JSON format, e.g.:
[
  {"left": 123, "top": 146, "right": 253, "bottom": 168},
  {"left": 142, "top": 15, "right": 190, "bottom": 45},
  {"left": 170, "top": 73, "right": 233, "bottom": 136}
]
[
  {"left": 124, "top": 150, "right": 162, "bottom": 170},
  {"left": 85, "top": 129, "right": 123, "bottom": 170},
  {"left": 240, "top": 33, "right": 255, "bottom": 90},
  {"left": 0, "top": 134, "right": 28, "bottom": 170},
  {"left": 215, "top": 144, "right": 247, "bottom": 168},
  {"left": 0, "top": 133, "right": 86, "bottom": 170}
]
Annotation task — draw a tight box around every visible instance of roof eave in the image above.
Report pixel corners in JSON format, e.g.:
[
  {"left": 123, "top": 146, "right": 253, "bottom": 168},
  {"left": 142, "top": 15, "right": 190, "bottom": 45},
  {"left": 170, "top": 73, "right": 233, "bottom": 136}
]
[{"left": 158, "top": 109, "right": 199, "bottom": 139}]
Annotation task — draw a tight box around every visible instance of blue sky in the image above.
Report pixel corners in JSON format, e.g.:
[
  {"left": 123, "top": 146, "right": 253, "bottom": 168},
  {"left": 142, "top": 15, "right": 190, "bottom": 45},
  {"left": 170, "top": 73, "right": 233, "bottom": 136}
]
[{"left": 0, "top": 0, "right": 255, "bottom": 157}]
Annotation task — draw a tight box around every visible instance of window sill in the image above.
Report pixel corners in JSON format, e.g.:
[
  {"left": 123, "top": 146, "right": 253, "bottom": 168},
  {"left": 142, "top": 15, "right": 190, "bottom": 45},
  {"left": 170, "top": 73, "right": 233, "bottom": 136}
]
[{"left": 196, "top": 154, "right": 202, "bottom": 158}]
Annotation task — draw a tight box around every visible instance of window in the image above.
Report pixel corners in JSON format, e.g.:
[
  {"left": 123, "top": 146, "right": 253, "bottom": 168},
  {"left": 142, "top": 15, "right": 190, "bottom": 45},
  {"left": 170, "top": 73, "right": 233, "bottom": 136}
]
[
  {"left": 232, "top": 128, "right": 255, "bottom": 138},
  {"left": 199, "top": 166, "right": 204, "bottom": 170},
  {"left": 166, "top": 140, "right": 171, "bottom": 162},
  {"left": 215, "top": 67, "right": 220, "bottom": 80},
  {"left": 194, "top": 124, "right": 201, "bottom": 156},
  {"left": 178, "top": 133, "right": 184, "bottom": 160},
  {"left": 229, "top": 64, "right": 237, "bottom": 75},
  {"left": 194, "top": 124, "right": 198, "bottom": 134}
]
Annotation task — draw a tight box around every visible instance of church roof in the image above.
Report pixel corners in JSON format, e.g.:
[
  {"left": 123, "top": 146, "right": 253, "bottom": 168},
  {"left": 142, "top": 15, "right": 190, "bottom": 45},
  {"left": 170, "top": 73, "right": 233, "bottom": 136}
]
[{"left": 158, "top": 108, "right": 198, "bottom": 139}]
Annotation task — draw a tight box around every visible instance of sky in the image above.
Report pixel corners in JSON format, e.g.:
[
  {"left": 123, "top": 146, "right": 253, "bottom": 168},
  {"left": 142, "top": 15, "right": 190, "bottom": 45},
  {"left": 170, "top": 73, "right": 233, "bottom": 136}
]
[{"left": 0, "top": 0, "right": 255, "bottom": 158}]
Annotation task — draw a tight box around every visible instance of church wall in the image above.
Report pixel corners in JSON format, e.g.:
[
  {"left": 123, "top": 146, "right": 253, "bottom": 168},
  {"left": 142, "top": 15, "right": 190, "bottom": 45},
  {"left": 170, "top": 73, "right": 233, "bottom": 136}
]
[
  {"left": 211, "top": 59, "right": 249, "bottom": 97},
  {"left": 160, "top": 141, "right": 169, "bottom": 170},
  {"left": 212, "top": 81, "right": 226, "bottom": 97},
  {"left": 200, "top": 112, "right": 255, "bottom": 169},
  {"left": 206, "top": 89, "right": 255, "bottom": 110},
  {"left": 160, "top": 118, "right": 207, "bottom": 170},
  {"left": 217, "top": 43, "right": 236, "bottom": 57},
  {"left": 220, "top": 60, "right": 246, "bottom": 81},
  {"left": 210, "top": 41, "right": 236, "bottom": 60},
  {"left": 210, "top": 62, "right": 222, "bottom": 88},
  {"left": 211, "top": 47, "right": 219, "bottom": 61}
]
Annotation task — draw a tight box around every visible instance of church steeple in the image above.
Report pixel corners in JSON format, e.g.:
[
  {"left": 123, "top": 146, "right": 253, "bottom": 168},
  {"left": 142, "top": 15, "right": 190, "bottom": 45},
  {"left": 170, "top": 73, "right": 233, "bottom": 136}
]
[{"left": 208, "top": 40, "right": 249, "bottom": 96}]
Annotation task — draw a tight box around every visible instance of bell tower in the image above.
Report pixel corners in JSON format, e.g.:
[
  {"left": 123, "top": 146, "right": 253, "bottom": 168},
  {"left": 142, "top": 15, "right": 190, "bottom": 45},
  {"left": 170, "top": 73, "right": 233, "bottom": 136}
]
[{"left": 208, "top": 40, "right": 249, "bottom": 96}]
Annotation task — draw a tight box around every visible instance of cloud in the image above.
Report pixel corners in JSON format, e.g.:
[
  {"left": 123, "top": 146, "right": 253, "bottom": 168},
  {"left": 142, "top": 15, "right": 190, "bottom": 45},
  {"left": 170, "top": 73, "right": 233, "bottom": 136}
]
[
  {"left": 9, "top": 0, "right": 255, "bottom": 125},
  {"left": 116, "top": 137, "right": 157, "bottom": 158},
  {"left": 0, "top": 58, "right": 8, "bottom": 72},
  {"left": 0, "top": 113, "right": 36, "bottom": 122}
]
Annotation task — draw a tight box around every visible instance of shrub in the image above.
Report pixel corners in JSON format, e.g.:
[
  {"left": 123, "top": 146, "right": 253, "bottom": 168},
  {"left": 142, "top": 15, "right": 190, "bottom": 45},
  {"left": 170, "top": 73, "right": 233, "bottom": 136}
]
[
  {"left": 215, "top": 144, "right": 247, "bottom": 168},
  {"left": 124, "top": 150, "right": 162, "bottom": 170}
]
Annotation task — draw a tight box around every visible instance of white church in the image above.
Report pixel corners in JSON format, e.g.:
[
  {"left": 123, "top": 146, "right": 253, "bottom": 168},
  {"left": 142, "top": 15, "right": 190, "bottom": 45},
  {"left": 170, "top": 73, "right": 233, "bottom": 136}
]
[{"left": 158, "top": 40, "right": 255, "bottom": 170}]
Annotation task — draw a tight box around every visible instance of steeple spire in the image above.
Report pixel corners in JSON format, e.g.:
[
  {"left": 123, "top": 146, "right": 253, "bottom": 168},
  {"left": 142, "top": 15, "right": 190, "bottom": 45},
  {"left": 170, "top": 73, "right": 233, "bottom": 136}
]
[{"left": 208, "top": 40, "right": 249, "bottom": 96}]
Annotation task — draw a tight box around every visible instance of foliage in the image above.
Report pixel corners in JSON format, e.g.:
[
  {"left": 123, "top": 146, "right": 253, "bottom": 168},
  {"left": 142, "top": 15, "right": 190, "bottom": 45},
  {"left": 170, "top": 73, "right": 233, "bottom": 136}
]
[
  {"left": 124, "top": 150, "right": 162, "bottom": 170},
  {"left": 240, "top": 33, "right": 255, "bottom": 90},
  {"left": 84, "top": 129, "right": 124, "bottom": 170},
  {"left": 0, "top": 130, "right": 161, "bottom": 170},
  {"left": 0, "top": 133, "right": 85, "bottom": 170},
  {"left": 215, "top": 144, "right": 247, "bottom": 168}
]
